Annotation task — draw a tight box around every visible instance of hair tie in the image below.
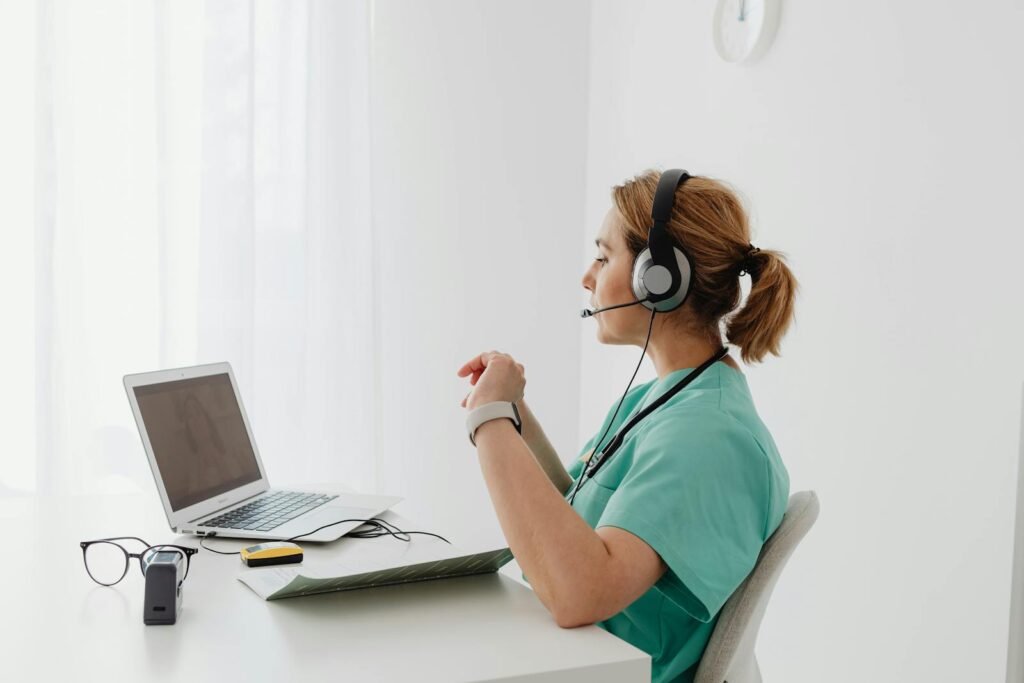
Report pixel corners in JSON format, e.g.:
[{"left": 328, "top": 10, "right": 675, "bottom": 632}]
[{"left": 738, "top": 244, "right": 761, "bottom": 277}]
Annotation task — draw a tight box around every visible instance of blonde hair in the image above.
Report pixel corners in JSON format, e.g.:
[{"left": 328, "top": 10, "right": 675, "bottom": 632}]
[{"left": 611, "top": 170, "right": 798, "bottom": 364}]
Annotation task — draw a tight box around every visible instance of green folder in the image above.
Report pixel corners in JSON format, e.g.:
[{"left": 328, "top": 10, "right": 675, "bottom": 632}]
[{"left": 239, "top": 547, "right": 515, "bottom": 600}]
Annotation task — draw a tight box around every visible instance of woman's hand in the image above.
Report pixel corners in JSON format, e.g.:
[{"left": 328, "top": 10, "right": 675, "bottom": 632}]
[{"left": 457, "top": 350, "right": 526, "bottom": 411}]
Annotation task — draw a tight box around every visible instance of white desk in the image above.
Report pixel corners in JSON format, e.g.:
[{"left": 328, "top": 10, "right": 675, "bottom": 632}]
[{"left": 0, "top": 492, "right": 649, "bottom": 682}]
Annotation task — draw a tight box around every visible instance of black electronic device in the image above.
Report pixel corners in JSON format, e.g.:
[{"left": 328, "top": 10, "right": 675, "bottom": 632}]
[{"left": 143, "top": 550, "right": 185, "bottom": 625}]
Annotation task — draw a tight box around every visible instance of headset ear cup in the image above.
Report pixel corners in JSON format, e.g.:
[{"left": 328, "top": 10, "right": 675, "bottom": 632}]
[
  {"left": 633, "top": 247, "right": 693, "bottom": 313},
  {"left": 631, "top": 248, "right": 655, "bottom": 303}
]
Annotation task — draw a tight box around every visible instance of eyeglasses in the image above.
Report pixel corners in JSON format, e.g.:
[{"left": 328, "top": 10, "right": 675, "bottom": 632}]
[{"left": 79, "top": 536, "right": 197, "bottom": 587}]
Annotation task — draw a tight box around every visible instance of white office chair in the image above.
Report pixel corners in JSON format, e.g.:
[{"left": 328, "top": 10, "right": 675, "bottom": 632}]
[{"left": 694, "top": 490, "right": 820, "bottom": 683}]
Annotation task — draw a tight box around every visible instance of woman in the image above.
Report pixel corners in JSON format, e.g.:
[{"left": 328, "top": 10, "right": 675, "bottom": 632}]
[{"left": 457, "top": 170, "right": 797, "bottom": 683}]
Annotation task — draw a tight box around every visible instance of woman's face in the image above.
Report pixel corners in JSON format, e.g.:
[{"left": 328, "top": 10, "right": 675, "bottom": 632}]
[{"left": 581, "top": 207, "right": 650, "bottom": 346}]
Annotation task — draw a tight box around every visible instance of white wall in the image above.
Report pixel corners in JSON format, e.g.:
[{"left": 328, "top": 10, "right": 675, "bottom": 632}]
[
  {"left": 370, "top": 0, "right": 591, "bottom": 548},
  {"left": 582, "top": 1, "right": 1024, "bottom": 681}
]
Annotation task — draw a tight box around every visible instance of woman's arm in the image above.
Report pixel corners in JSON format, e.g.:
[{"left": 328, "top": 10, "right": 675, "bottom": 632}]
[
  {"left": 458, "top": 351, "right": 665, "bottom": 627},
  {"left": 473, "top": 419, "right": 666, "bottom": 628},
  {"left": 517, "top": 399, "right": 573, "bottom": 495},
  {"left": 457, "top": 352, "right": 571, "bottom": 494}
]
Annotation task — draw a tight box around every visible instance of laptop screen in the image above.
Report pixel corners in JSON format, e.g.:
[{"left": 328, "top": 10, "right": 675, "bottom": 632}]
[{"left": 133, "top": 373, "right": 262, "bottom": 511}]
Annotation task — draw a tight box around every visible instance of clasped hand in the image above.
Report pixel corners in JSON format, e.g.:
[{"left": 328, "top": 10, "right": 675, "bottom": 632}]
[{"left": 457, "top": 350, "right": 526, "bottom": 411}]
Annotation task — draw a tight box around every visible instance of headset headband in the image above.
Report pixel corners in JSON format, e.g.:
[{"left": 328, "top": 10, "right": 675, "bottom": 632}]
[
  {"left": 652, "top": 169, "right": 690, "bottom": 228},
  {"left": 645, "top": 169, "right": 691, "bottom": 302}
]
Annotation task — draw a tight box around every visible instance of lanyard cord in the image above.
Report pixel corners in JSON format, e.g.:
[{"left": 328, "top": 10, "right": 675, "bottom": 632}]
[
  {"left": 587, "top": 344, "right": 729, "bottom": 479},
  {"left": 569, "top": 317, "right": 729, "bottom": 505},
  {"left": 568, "top": 308, "right": 658, "bottom": 505}
]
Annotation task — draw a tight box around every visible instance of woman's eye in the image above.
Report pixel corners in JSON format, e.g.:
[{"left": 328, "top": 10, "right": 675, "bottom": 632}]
[{"left": 593, "top": 256, "right": 607, "bottom": 266}]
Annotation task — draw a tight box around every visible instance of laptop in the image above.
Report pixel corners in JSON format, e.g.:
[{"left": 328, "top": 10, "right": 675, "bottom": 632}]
[{"left": 124, "top": 362, "right": 401, "bottom": 542}]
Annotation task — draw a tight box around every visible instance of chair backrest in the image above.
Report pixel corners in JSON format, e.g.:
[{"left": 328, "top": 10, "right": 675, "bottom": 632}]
[{"left": 694, "top": 490, "right": 820, "bottom": 683}]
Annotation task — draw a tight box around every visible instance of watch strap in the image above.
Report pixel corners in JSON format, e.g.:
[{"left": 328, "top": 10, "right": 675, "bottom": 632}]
[{"left": 466, "top": 401, "right": 522, "bottom": 446}]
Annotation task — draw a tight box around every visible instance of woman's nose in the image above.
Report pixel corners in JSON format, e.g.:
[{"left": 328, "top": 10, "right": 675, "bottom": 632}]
[{"left": 582, "top": 262, "right": 596, "bottom": 291}]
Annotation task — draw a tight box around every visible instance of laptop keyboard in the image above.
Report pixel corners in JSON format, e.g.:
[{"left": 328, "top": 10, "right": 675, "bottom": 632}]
[{"left": 200, "top": 491, "right": 338, "bottom": 532}]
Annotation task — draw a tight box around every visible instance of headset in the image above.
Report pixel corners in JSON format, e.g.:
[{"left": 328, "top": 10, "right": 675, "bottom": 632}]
[
  {"left": 633, "top": 168, "right": 695, "bottom": 312},
  {"left": 580, "top": 168, "right": 695, "bottom": 318}
]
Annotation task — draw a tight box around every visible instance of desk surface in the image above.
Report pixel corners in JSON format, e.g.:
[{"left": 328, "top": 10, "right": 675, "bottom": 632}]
[{"left": 0, "top": 492, "right": 649, "bottom": 682}]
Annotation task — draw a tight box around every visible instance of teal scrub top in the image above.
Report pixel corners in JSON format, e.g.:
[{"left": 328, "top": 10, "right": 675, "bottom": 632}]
[{"left": 562, "top": 361, "right": 789, "bottom": 683}]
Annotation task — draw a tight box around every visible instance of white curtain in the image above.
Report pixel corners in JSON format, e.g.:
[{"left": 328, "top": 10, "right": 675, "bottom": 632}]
[{"left": 2, "top": 0, "right": 377, "bottom": 497}]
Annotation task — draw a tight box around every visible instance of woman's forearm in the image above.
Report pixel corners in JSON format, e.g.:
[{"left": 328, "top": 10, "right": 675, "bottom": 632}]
[
  {"left": 472, "top": 418, "right": 612, "bottom": 626},
  {"left": 518, "top": 399, "right": 573, "bottom": 494}
]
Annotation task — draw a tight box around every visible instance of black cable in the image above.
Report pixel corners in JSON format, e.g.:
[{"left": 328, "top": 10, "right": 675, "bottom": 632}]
[
  {"left": 199, "top": 534, "right": 243, "bottom": 555},
  {"left": 286, "top": 518, "right": 450, "bottom": 544},
  {"left": 199, "top": 517, "right": 451, "bottom": 556},
  {"left": 344, "top": 517, "right": 419, "bottom": 541},
  {"left": 569, "top": 307, "right": 658, "bottom": 506}
]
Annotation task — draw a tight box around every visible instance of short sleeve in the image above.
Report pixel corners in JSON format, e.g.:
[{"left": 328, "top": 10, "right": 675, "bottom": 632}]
[{"left": 596, "top": 415, "right": 770, "bottom": 623}]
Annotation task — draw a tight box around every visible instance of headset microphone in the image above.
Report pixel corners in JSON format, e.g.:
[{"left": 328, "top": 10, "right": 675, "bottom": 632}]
[{"left": 579, "top": 299, "right": 647, "bottom": 318}]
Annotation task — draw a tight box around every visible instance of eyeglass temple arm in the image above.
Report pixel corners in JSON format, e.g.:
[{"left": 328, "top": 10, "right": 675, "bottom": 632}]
[{"left": 79, "top": 535, "right": 152, "bottom": 548}]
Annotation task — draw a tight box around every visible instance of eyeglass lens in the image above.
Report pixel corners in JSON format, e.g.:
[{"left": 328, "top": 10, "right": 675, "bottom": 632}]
[{"left": 83, "top": 541, "right": 129, "bottom": 586}]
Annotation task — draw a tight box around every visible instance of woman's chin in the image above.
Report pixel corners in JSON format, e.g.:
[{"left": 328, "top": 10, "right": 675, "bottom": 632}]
[{"left": 595, "top": 326, "right": 633, "bottom": 346}]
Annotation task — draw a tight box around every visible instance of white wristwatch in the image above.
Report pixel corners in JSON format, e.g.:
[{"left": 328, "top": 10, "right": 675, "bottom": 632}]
[{"left": 466, "top": 401, "right": 522, "bottom": 446}]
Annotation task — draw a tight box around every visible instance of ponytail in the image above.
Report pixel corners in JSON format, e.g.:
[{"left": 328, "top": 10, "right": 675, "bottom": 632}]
[{"left": 724, "top": 248, "right": 798, "bottom": 364}]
